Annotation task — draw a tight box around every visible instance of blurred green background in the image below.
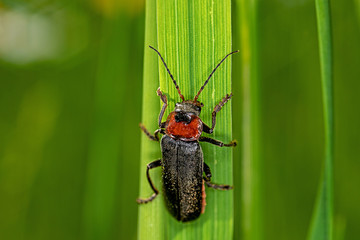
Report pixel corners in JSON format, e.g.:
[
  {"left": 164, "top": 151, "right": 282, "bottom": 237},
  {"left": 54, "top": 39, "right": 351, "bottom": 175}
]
[{"left": 0, "top": 0, "right": 359, "bottom": 240}]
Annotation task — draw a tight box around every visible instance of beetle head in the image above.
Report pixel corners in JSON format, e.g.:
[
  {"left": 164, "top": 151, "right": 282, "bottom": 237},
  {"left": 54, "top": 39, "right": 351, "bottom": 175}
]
[{"left": 174, "top": 101, "right": 203, "bottom": 119}]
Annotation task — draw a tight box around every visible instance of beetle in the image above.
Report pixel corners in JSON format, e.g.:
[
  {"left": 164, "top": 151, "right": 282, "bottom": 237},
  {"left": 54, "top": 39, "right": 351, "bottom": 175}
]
[{"left": 137, "top": 45, "right": 238, "bottom": 222}]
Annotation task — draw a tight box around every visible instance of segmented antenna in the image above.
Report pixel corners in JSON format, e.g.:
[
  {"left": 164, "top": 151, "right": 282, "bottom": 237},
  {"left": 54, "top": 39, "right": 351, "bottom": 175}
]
[
  {"left": 194, "top": 50, "right": 239, "bottom": 102},
  {"left": 149, "top": 46, "right": 185, "bottom": 101}
]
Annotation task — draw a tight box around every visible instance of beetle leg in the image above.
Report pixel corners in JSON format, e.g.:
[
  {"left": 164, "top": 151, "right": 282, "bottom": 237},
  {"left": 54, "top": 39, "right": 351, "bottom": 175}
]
[
  {"left": 199, "top": 136, "right": 237, "bottom": 147},
  {"left": 205, "top": 181, "right": 233, "bottom": 190},
  {"left": 203, "top": 163, "right": 233, "bottom": 190},
  {"left": 157, "top": 88, "right": 168, "bottom": 127},
  {"left": 139, "top": 124, "right": 165, "bottom": 141},
  {"left": 202, "top": 123, "right": 211, "bottom": 133},
  {"left": 203, "top": 93, "right": 232, "bottom": 134},
  {"left": 154, "top": 129, "right": 165, "bottom": 140},
  {"left": 137, "top": 159, "right": 162, "bottom": 204}
]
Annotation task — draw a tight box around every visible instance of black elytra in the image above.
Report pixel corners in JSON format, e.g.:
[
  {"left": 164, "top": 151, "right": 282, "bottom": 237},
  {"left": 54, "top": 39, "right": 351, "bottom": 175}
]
[{"left": 137, "top": 46, "right": 238, "bottom": 222}]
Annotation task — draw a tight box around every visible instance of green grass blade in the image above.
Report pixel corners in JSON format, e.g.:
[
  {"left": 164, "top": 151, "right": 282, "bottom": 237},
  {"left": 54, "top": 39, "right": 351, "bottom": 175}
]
[
  {"left": 307, "top": 0, "right": 334, "bottom": 239},
  {"left": 138, "top": 0, "right": 234, "bottom": 239},
  {"left": 137, "top": 0, "right": 164, "bottom": 239},
  {"left": 233, "top": 0, "right": 262, "bottom": 239},
  {"left": 157, "top": 1, "right": 233, "bottom": 239}
]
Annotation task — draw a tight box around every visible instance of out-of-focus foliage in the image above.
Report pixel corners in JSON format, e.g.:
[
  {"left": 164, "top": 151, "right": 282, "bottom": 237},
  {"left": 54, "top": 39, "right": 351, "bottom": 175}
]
[
  {"left": 232, "top": 0, "right": 360, "bottom": 239},
  {"left": 0, "top": 1, "right": 144, "bottom": 240},
  {"left": 308, "top": 0, "right": 334, "bottom": 239},
  {"left": 0, "top": 0, "right": 359, "bottom": 240}
]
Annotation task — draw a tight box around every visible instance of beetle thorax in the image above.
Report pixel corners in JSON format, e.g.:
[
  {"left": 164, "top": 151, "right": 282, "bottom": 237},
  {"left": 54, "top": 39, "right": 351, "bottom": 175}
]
[{"left": 165, "top": 102, "right": 203, "bottom": 141}]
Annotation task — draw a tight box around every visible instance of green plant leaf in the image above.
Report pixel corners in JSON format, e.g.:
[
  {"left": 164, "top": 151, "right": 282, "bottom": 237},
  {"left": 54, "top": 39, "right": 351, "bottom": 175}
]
[
  {"left": 307, "top": 0, "right": 334, "bottom": 239},
  {"left": 233, "top": 0, "right": 262, "bottom": 239},
  {"left": 137, "top": 0, "right": 164, "bottom": 239},
  {"left": 137, "top": 0, "right": 234, "bottom": 239}
]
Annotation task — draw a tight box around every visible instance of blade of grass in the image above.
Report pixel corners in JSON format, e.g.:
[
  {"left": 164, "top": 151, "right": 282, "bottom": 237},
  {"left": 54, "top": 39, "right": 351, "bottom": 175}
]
[
  {"left": 156, "top": 0, "right": 233, "bottom": 239},
  {"left": 307, "top": 0, "right": 334, "bottom": 239},
  {"left": 137, "top": 0, "right": 164, "bottom": 239},
  {"left": 137, "top": 1, "right": 234, "bottom": 239},
  {"left": 233, "top": 0, "right": 262, "bottom": 239}
]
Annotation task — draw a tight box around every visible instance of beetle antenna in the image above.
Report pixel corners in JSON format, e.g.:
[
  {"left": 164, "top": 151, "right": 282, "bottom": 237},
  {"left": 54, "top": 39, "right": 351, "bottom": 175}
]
[
  {"left": 149, "top": 46, "right": 185, "bottom": 101},
  {"left": 194, "top": 50, "right": 239, "bottom": 102}
]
